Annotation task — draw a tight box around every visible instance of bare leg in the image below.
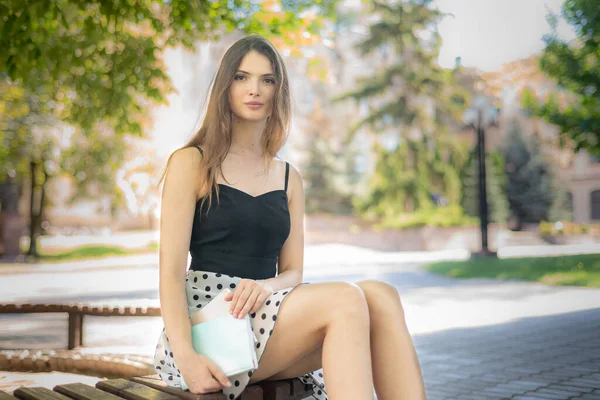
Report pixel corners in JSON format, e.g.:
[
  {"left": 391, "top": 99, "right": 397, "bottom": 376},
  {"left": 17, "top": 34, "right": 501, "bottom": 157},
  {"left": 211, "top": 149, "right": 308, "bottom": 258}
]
[
  {"left": 250, "top": 282, "right": 374, "bottom": 400},
  {"left": 356, "top": 280, "right": 427, "bottom": 400},
  {"left": 265, "top": 347, "right": 322, "bottom": 380}
]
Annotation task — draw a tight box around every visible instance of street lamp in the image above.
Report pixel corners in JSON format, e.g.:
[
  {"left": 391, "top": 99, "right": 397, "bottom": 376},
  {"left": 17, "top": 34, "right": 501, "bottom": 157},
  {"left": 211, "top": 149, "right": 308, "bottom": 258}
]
[{"left": 463, "top": 95, "right": 499, "bottom": 258}]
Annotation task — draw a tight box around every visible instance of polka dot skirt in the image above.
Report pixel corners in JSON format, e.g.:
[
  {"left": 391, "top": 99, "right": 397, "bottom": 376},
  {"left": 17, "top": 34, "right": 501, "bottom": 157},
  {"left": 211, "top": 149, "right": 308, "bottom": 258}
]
[{"left": 153, "top": 270, "right": 328, "bottom": 400}]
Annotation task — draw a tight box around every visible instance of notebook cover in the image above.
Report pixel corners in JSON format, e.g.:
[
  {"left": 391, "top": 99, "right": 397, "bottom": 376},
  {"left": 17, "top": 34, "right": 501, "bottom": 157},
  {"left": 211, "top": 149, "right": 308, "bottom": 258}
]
[{"left": 180, "top": 314, "right": 258, "bottom": 391}]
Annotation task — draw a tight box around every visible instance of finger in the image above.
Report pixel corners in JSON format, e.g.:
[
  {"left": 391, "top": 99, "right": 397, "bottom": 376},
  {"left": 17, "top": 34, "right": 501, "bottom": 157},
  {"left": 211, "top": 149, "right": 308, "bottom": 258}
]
[
  {"left": 228, "top": 284, "right": 242, "bottom": 314},
  {"left": 207, "top": 362, "right": 232, "bottom": 388},
  {"left": 232, "top": 286, "right": 252, "bottom": 317},
  {"left": 238, "top": 289, "right": 261, "bottom": 318},
  {"left": 230, "top": 280, "right": 248, "bottom": 312},
  {"left": 251, "top": 292, "right": 268, "bottom": 314}
]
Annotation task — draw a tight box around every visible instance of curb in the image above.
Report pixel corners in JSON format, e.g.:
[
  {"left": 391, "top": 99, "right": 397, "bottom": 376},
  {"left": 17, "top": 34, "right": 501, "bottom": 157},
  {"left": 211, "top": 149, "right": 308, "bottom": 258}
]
[{"left": 0, "top": 350, "right": 155, "bottom": 379}]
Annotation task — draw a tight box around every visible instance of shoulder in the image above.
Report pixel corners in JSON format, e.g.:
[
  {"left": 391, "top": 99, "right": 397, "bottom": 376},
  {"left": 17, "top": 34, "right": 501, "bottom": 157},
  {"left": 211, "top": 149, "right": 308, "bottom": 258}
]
[
  {"left": 275, "top": 157, "right": 301, "bottom": 179},
  {"left": 165, "top": 146, "right": 205, "bottom": 193},
  {"left": 278, "top": 159, "right": 303, "bottom": 199},
  {"left": 286, "top": 161, "right": 302, "bottom": 181},
  {"left": 169, "top": 146, "right": 204, "bottom": 172}
]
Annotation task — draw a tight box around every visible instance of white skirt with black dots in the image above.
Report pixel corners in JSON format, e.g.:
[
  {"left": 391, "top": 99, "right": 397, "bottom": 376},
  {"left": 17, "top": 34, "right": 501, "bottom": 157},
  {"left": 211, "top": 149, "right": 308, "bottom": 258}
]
[{"left": 153, "top": 270, "right": 328, "bottom": 400}]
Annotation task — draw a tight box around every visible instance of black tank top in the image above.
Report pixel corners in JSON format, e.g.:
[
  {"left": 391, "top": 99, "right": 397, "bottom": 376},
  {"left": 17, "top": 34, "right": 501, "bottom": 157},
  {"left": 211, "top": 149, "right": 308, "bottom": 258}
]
[{"left": 189, "top": 145, "right": 291, "bottom": 280}]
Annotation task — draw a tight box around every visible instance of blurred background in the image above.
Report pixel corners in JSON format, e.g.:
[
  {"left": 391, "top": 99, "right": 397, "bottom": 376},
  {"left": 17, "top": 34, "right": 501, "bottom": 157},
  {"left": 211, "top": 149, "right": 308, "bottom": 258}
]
[
  {"left": 1, "top": 0, "right": 599, "bottom": 263},
  {"left": 0, "top": 0, "right": 599, "bottom": 298},
  {"left": 1, "top": 0, "right": 600, "bottom": 396}
]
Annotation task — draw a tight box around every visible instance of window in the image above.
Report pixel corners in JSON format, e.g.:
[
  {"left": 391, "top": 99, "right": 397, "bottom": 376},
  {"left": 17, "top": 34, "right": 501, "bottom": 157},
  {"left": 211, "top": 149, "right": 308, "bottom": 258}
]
[{"left": 591, "top": 190, "right": 600, "bottom": 220}]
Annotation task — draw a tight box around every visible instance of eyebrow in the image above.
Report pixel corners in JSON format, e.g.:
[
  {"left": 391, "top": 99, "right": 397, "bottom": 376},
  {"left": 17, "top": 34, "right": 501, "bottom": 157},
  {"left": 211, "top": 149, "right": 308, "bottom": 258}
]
[{"left": 236, "top": 70, "right": 275, "bottom": 77}]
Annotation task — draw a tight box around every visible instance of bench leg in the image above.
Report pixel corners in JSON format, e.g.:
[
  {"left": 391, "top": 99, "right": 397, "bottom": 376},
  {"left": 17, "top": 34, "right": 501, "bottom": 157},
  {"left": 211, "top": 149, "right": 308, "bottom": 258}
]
[{"left": 68, "top": 313, "right": 83, "bottom": 350}]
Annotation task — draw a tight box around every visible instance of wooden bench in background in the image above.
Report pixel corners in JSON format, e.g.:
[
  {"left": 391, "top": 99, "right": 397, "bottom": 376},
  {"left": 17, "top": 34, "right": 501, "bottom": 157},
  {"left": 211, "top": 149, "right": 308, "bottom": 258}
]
[
  {"left": 0, "top": 374, "right": 315, "bottom": 400},
  {"left": 0, "top": 303, "right": 161, "bottom": 350}
]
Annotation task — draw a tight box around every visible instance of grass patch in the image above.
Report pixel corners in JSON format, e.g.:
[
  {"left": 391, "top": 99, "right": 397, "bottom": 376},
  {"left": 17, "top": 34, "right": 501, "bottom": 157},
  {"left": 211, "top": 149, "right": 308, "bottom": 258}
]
[
  {"left": 20, "top": 242, "right": 160, "bottom": 263},
  {"left": 424, "top": 253, "right": 600, "bottom": 288}
]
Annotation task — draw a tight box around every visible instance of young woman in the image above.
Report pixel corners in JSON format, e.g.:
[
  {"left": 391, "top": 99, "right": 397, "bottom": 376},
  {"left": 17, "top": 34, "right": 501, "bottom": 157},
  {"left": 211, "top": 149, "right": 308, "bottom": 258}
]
[{"left": 154, "top": 34, "right": 427, "bottom": 400}]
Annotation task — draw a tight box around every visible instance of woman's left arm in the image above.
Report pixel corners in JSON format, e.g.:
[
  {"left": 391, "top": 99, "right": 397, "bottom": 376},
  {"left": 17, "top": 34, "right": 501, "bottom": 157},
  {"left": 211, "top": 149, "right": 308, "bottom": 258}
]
[{"left": 226, "top": 163, "right": 305, "bottom": 319}]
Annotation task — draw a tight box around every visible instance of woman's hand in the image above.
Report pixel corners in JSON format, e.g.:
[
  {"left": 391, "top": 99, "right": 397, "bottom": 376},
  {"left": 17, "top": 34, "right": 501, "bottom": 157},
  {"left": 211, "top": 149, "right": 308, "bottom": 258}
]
[
  {"left": 177, "top": 352, "right": 232, "bottom": 394},
  {"left": 225, "top": 279, "right": 274, "bottom": 319}
]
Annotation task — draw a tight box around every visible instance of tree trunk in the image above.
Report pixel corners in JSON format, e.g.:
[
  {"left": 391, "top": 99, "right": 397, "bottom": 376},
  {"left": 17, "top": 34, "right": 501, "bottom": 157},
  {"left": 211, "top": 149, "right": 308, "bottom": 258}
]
[
  {"left": 26, "top": 160, "right": 46, "bottom": 258},
  {"left": 0, "top": 181, "right": 26, "bottom": 262}
]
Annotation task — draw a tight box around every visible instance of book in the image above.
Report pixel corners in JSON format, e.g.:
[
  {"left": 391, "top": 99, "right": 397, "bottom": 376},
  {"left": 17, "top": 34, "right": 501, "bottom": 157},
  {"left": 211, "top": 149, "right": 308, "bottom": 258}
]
[{"left": 180, "top": 289, "right": 258, "bottom": 391}]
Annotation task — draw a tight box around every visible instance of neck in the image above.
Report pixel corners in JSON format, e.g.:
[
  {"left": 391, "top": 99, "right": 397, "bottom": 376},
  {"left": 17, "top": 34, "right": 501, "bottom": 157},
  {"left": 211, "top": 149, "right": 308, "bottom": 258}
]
[{"left": 230, "top": 115, "right": 267, "bottom": 158}]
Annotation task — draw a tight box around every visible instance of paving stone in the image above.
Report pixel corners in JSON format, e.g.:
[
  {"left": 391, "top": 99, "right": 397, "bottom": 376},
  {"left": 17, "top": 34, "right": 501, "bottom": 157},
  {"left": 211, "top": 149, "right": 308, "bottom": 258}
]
[
  {"left": 431, "top": 386, "right": 472, "bottom": 396},
  {"left": 535, "top": 388, "right": 589, "bottom": 398},
  {"left": 493, "top": 380, "right": 547, "bottom": 392},
  {"left": 523, "top": 390, "right": 568, "bottom": 399},
  {"left": 425, "top": 388, "right": 451, "bottom": 399},
  {"left": 467, "top": 391, "right": 511, "bottom": 399},
  {"left": 567, "top": 378, "right": 600, "bottom": 389},
  {"left": 512, "top": 397, "right": 553, "bottom": 400},
  {"left": 546, "top": 384, "right": 594, "bottom": 394},
  {"left": 526, "top": 375, "right": 571, "bottom": 384},
  {"left": 483, "top": 386, "right": 524, "bottom": 396},
  {"left": 578, "top": 394, "right": 600, "bottom": 400},
  {"left": 505, "top": 367, "right": 544, "bottom": 375},
  {"left": 458, "top": 394, "right": 510, "bottom": 400},
  {"left": 437, "top": 382, "right": 480, "bottom": 393},
  {"left": 437, "top": 371, "right": 472, "bottom": 380}
]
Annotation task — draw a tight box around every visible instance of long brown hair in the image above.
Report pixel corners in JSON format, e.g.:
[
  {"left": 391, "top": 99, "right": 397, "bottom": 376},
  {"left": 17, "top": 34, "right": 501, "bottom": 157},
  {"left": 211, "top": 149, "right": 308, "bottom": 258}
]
[{"left": 157, "top": 34, "right": 292, "bottom": 215}]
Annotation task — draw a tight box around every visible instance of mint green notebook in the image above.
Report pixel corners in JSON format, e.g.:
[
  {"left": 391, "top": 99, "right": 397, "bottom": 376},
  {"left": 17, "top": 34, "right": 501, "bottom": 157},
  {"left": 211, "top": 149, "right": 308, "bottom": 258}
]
[{"left": 180, "top": 315, "right": 258, "bottom": 391}]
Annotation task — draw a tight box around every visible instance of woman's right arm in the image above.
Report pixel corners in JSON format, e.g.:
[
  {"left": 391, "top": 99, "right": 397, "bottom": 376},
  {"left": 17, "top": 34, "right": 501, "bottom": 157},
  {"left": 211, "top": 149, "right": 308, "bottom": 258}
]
[
  {"left": 158, "top": 147, "right": 200, "bottom": 362},
  {"left": 158, "top": 147, "right": 231, "bottom": 392}
]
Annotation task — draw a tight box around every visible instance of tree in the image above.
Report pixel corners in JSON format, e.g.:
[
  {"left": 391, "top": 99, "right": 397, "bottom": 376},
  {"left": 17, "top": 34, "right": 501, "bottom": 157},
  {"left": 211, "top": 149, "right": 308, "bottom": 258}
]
[
  {"left": 333, "top": 0, "right": 467, "bottom": 139},
  {"left": 501, "top": 122, "right": 555, "bottom": 224},
  {"left": 332, "top": 0, "right": 468, "bottom": 218},
  {"left": 522, "top": 0, "right": 600, "bottom": 157},
  {"left": 357, "top": 134, "right": 469, "bottom": 218}
]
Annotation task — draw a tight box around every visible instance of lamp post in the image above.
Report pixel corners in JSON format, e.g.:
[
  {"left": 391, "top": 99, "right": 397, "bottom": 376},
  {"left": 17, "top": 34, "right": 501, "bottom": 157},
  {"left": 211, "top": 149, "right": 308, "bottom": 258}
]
[{"left": 463, "top": 95, "right": 499, "bottom": 258}]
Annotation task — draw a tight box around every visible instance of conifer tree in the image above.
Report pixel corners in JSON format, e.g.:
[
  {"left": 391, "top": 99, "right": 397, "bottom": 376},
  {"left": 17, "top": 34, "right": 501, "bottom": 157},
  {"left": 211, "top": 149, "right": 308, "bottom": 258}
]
[
  {"left": 333, "top": 0, "right": 468, "bottom": 218},
  {"left": 502, "top": 122, "right": 555, "bottom": 223}
]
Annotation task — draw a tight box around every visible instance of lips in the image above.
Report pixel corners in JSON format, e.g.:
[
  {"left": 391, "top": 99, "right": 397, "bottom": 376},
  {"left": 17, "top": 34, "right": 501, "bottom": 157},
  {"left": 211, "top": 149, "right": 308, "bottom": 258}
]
[{"left": 245, "top": 102, "right": 264, "bottom": 109}]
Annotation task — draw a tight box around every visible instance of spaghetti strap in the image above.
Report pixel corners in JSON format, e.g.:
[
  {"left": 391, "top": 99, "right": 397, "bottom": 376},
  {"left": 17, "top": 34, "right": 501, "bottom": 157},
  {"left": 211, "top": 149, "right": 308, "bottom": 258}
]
[
  {"left": 284, "top": 162, "right": 289, "bottom": 192},
  {"left": 193, "top": 145, "right": 203, "bottom": 156}
]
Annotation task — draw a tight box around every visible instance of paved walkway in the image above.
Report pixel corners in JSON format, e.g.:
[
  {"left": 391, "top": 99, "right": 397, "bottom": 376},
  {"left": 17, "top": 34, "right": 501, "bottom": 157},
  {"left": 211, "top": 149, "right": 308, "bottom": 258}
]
[{"left": 1, "top": 244, "right": 599, "bottom": 399}]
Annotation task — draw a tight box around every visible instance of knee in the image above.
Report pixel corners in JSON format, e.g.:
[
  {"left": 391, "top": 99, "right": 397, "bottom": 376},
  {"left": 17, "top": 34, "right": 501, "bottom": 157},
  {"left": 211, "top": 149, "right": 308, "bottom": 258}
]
[
  {"left": 356, "top": 280, "right": 404, "bottom": 316},
  {"left": 328, "top": 282, "right": 370, "bottom": 324}
]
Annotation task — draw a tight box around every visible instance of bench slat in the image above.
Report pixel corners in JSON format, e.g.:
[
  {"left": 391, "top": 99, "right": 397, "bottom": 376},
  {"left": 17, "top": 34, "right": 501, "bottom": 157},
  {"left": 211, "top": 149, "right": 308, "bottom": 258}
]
[
  {"left": 54, "top": 383, "right": 123, "bottom": 400},
  {"left": 96, "top": 379, "right": 176, "bottom": 400},
  {"left": 0, "top": 390, "right": 18, "bottom": 400},
  {"left": 0, "top": 304, "right": 161, "bottom": 317},
  {"left": 13, "top": 388, "right": 71, "bottom": 400},
  {"left": 130, "top": 376, "right": 225, "bottom": 400}
]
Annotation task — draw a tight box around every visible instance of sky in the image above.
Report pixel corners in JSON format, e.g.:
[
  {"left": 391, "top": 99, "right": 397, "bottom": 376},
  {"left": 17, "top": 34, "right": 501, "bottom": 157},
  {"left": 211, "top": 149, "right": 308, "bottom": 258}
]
[{"left": 434, "top": 0, "right": 577, "bottom": 71}]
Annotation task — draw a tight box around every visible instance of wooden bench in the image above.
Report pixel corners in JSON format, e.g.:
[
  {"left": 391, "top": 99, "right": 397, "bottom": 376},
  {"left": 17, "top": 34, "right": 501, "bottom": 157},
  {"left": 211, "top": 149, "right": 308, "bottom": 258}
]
[
  {"left": 0, "top": 303, "right": 161, "bottom": 350},
  {"left": 0, "top": 375, "right": 314, "bottom": 400}
]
